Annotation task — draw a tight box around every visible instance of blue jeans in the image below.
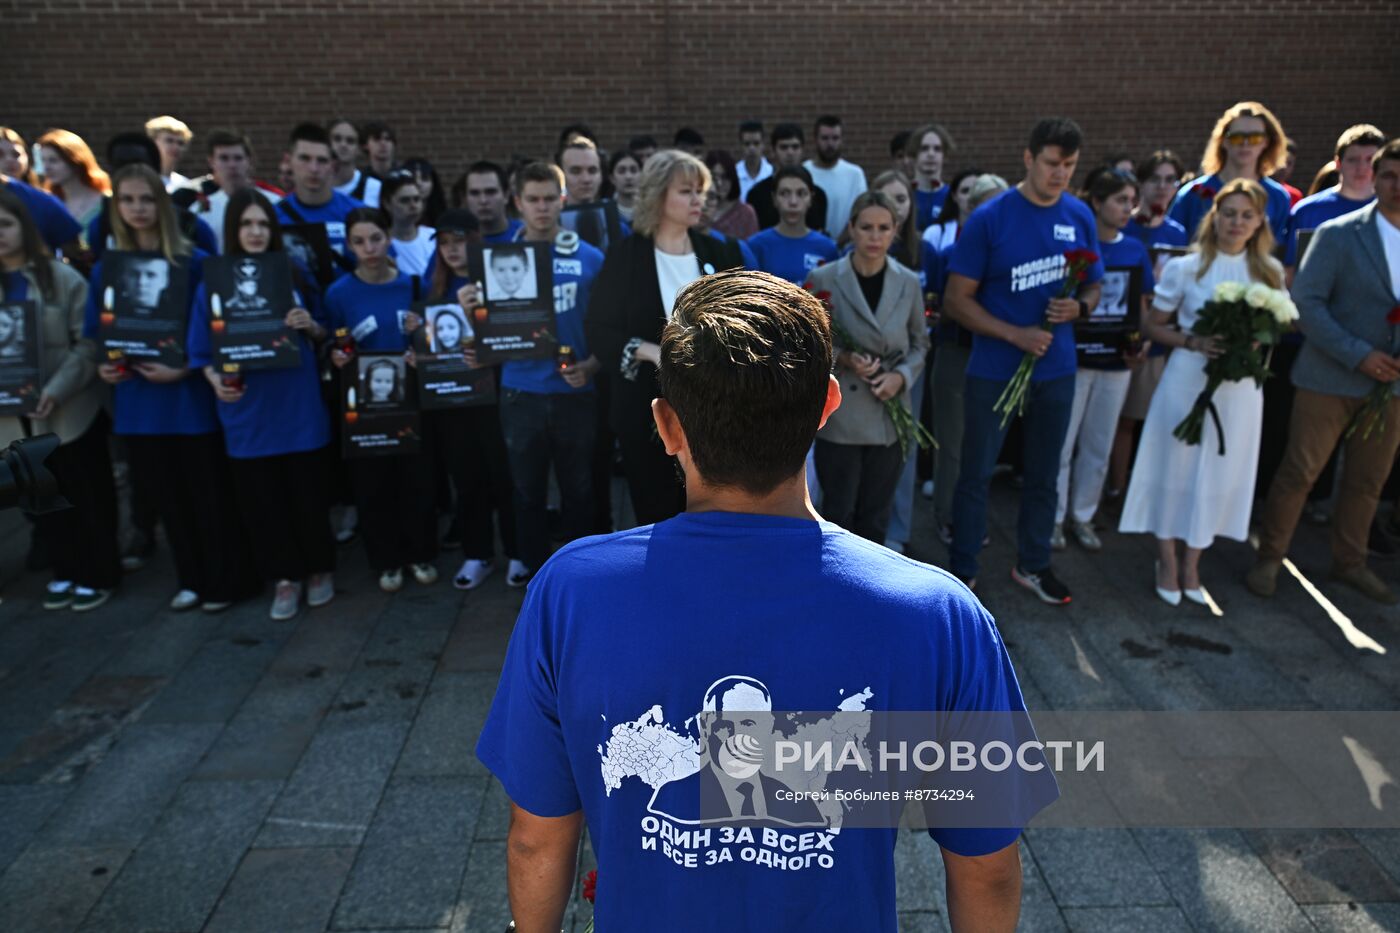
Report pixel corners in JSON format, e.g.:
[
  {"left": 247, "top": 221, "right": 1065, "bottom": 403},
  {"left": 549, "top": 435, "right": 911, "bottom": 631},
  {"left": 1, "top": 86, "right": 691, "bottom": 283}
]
[
  {"left": 950, "top": 372, "right": 1075, "bottom": 578},
  {"left": 500, "top": 388, "right": 597, "bottom": 572}
]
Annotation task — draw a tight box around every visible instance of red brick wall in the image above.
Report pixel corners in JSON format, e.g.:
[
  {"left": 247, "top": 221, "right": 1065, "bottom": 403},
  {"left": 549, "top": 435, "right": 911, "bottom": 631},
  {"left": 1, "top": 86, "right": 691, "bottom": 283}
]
[{"left": 7, "top": 0, "right": 1400, "bottom": 194}]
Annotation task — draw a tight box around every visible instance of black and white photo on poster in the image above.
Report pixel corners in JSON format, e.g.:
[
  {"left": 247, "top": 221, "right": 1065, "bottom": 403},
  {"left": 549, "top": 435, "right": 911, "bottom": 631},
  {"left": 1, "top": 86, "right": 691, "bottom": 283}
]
[
  {"left": 341, "top": 352, "right": 420, "bottom": 458},
  {"left": 203, "top": 253, "right": 300, "bottom": 371},
  {"left": 1074, "top": 265, "right": 1142, "bottom": 364},
  {"left": 466, "top": 241, "right": 556, "bottom": 363},
  {"left": 412, "top": 301, "right": 496, "bottom": 410},
  {"left": 97, "top": 250, "right": 191, "bottom": 366},
  {"left": 282, "top": 223, "right": 336, "bottom": 290},
  {"left": 0, "top": 300, "right": 44, "bottom": 415}
]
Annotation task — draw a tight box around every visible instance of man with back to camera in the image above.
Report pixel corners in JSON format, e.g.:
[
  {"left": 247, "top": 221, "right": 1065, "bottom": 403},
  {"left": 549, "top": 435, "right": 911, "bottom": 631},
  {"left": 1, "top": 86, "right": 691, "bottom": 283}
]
[
  {"left": 746, "top": 122, "right": 829, "bottom": 231},
  {"left": 943, "top": 117, "right": 1103, "bottom": 604},
  {"left": 477, "top": 269, "right": 1055, "bottom": 932},
  {"left": 803, "top": 114, "right": 868, "bottom": 239}
]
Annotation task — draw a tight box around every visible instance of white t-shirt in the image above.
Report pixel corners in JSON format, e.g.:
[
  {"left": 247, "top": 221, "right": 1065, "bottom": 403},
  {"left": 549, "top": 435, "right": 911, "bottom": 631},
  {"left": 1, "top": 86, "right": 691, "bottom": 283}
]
[
  {"left": 1377, "top": 210, "right": 1400, "bottom": 300},
  {"left": 655, "top": 249, "right": 700, "bottom": 318},
  {"left": 335, "top": 169, "right": 381, "bottom": 208},
  {"left": 392, "top": 226, "right": 438, "bottom": 276},
  {"left": 736, "top": 158, "right": 773, "bottom": 202},
  {"left": 804, "top": 158, "right": 868, "bottom": 239},
  {"left": 922, "top": 219, "right": 958, "bottom": 255}
]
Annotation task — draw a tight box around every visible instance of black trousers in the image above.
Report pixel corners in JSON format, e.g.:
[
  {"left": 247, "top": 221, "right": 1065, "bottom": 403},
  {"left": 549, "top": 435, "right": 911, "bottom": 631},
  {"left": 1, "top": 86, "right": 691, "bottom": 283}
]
[
  {"left": 228, "top": 447, "right": 336, "bottom": 582},
  {"left": 431, "top": 406, "right": 518, "bottom": 561},
  {"left": 617, "top": 421, "right": 684, "bottom": 527},
  {"left": 124, "top": 432, "right": 259, "bottom": 602},
  {"left": 591, "top": 372, "right": 616, "bottom": 533},
  {"left": 349, "top": 450, "right": 438, "bottom": 572},
  {"left": 34, "top": 413, "right": 121, "bottom": 590},
  {"left": 499, "top": 388, "right": 596, "bottom": 572},
  {"left": 814, "top": 439, "right": 905, "bottom": 543}
]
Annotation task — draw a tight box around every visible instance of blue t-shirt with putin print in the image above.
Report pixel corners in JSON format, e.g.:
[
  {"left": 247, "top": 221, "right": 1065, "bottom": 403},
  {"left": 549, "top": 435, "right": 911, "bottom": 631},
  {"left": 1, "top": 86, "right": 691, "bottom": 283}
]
[
  {"left": 475, "top": 510, "right": 1058, "bottom": 933},
  {"left": 947, "top": 187, "right": 1104, "bottom": 383}
]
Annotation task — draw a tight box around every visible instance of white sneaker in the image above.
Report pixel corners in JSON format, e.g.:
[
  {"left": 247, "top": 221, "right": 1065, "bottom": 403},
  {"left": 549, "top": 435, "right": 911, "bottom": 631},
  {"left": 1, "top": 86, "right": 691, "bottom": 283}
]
[
  {"left": 454, "top": 558, "right": 494, "bottom": 590},
  {"left": 378, "top": 568, "right": 404, "bottom": 593},
  {"left": 270, "top": 580, "right": 302, "bottom": 621},
  {"left": 411, "top": 563, "right": 438, "bottom": 585},
  {"left": 920, "top": 480, "right": 934, "bottom": 499},
  {"left": 306, "top": 573, "right": 334, "bottom": 608},
  {"left": 169, "top": 589, "right": 200, "bottom": 611},
  {"left": 506, "top": 559, "right": 532, "bottom": 588},
  {"left": 1070, "top": 521, "right": 1103, "bottom": 551},
  {"left": 1050, "top": 524, "right": 1066, "bottom": 551}
]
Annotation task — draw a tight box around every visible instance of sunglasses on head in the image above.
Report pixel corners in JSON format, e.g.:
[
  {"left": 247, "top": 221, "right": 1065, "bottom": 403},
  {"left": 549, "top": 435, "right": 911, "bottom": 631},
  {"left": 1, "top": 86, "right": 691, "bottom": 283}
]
[{"left": 1225, "top": 132, "right": 1268, "bottom": 147}]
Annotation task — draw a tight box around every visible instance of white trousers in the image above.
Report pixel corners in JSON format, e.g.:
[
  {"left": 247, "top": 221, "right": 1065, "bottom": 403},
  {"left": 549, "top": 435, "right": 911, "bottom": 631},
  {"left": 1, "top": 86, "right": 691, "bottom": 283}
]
[{"left": 1056, "top": 368, "right": 1132, "bottom": 526}]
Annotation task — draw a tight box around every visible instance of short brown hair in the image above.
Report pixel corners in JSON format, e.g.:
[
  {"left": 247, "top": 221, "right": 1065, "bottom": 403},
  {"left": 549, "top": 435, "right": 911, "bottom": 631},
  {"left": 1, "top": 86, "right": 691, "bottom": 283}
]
[
  {"left": 659, "top": 270, "right": 832, "bottom": 495},
  {"left": 516, "top": 160, "right": 565, "bottom": 191},
  {"left": 1336, "top": 124, "right": 1386, "bottom": 159},
  {"left": 1374, "top": 138, "right": 1400, "bottom": 172}
]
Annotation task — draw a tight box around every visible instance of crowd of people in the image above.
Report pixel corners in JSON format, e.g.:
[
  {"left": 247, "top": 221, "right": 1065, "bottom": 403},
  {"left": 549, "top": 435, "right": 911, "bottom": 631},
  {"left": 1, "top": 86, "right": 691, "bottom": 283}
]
[{"left": 1, "top": 101, "right": 1398, "bottom": 619}]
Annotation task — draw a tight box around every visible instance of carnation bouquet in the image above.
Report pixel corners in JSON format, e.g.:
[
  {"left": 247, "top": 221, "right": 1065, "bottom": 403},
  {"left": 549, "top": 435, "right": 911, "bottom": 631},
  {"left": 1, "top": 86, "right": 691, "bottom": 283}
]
[
  {"left": 1342, "top": 304, "right": 1400, "bottom": 441},
  {"left": 1172, "top": 281, "right": 1299, "bottom": 454}
]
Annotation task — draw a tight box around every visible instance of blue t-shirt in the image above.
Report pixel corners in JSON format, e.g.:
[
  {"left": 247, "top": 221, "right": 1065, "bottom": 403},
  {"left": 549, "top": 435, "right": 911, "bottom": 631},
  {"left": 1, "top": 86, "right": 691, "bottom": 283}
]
[
  {"left": 1168, "top": 174, "right": 1291, "bottom": 246},
  {"left": 82, "top": 250, "right": 220, "bottom": 436},
  {"left": 186, "top": 267, "right": 331, "bottom": 459},
  {"left": 914, "top": 186, "right": 949, "bottom": 232},
  {"left": 275, "top": 191, "right": 365, "bottom": 274},
  {"left": 1286, "top": 188, "right": 1373, "bottom": 266},
  {"left": 947, "top": 188, "right": 1104, "bottom": 383},
  {"left": 1123, "top": 216, "right": 1189, "bottom": 252},
  {"left": 323, "top": 271, "right": 417, "bottom": 352},
  {"left": 706, "top": 229, "right": 756, "bottom": 268},
  {"left": 4, "top": 180, "right": 81, "bottom": 252},
  {"left": 501, "top": 239, "right": 605, "bottom": 395},
  {"left": 483, "top": 219, "right": 525, "bottom": 244},
  {"left": 746, "top": 228, "right": 838, "bottom": 285},
  {"left": 475, "top": 511, "right": 1055, "bottom": 933},
  {"left": 1077, "top": 233, "right": 1155, "bottom": 372},
  {"left": 2, "top": 271, "right": 26, "bottom": 301}
]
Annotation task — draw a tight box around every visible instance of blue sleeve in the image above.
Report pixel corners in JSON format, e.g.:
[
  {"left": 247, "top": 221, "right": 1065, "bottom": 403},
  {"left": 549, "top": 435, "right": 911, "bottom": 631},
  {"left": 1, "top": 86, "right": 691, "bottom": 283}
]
[
  {"left": 745, "top": 232, "right": 767, "bottom": 271},
  {"left": 945, "top": 209, "right": 989, "bottom": 283},
  {"left": 1168, "top": 186, "right": 1199, "bottom": 241},
  {"left": 474, "top": 576, "right": 583, "bottom": 817},
  {"left": 323, "top": 280, "right": 346, "bottom": 331},
  {"left": 922, "top": 246, "right": 945, "bottom": 295},
  {"left": 188, "top": 283, "right": 212, "bottom": 368},
  {"left": 193, "top": 218, "right": 219, "bottom": 256},
  {"left": 17, "top": 183, "right": 82, "bottom": 251},
  {"left": 422, "top": 250, "right": 437, "bottom": 286},
  {"left": 1140, "top": 243, "right": 1156, "bottom": 296}
]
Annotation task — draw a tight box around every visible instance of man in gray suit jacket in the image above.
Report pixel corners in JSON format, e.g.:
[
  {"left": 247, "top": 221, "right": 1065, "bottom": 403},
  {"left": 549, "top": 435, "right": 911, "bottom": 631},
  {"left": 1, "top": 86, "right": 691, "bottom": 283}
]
[{"left": 1249, "top": 140, "right": 1400, "bottom": 603}]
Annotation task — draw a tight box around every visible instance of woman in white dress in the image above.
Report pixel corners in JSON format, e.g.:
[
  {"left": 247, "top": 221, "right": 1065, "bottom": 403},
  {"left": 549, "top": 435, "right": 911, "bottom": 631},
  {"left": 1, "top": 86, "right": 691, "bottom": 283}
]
[{"left": 1118, "top": 178, "right": 1284, "bottom": 605}]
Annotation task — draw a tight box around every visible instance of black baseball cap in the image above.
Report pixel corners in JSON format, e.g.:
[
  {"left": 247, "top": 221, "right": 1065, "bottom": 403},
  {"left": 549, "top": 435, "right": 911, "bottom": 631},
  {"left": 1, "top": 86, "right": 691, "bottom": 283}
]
[{"left": 434, "top": 209, "right": 480, "bottom": 237}]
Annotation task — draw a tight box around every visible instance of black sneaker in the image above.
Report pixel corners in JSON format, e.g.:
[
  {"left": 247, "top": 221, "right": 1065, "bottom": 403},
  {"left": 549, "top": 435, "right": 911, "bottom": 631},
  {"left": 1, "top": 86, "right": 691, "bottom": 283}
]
[{"left": 1011, "top": 566, "right": 1072, "bottom": 605}]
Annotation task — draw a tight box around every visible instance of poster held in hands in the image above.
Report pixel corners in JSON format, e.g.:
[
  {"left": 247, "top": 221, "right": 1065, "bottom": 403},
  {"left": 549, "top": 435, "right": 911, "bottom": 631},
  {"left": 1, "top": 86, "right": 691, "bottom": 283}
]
[
  {"left": 97, "top": 250, "right": 191, "bottom": 366},
  {"left": 0, "top": 300, "right": 44, "bottom": 415},
  {"left": 282, "top": 223, "right": 337, "bottom": 290},
  {"left": 341, "top": 352, "right": 421, "bottom": 458},
  {"left": 413, "top": 301, "right": 496, "bottom": 410},
  {"left": 466, "top": 241, "right": 556, "bottom": 363},
  {"left": 1074, "top": 265, "right": 1143, "bottom": 365},
  {"left": 203, "top": 253, "right": 301, "bottom": 373}
]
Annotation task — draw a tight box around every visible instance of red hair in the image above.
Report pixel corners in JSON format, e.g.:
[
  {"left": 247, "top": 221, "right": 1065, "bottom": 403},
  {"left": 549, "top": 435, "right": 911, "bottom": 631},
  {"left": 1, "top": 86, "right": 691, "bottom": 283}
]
[{"left": 37, "top": 128, "right": 111, "bottom": 197}]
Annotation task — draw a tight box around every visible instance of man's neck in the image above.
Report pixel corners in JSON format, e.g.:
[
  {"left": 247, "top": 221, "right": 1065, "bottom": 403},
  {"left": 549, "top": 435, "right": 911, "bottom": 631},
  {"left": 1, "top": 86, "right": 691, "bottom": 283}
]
[
  {"left": 1339, "top": 182, "right": 1374, "bottom": 202},
  {"left": 369, "top": 158, "right": 391, "bottom": 177},
  {"left": 390, "top": 218, "right": 417, "bottom": 240},
  {"left": 1096, "top": 220, "right": 1119, "bottom": 243},
  {"left": 916, "top": 172, "right": 942, "bottom": 192},
  {"left": 685, "top": 474, "right": 819, "bottom": 522},
  {"left": 294, "top": 186, "right": 331, "bottom": 208},
  {"left": 813, "top": 155, "right": 839, "bottom": 169},
  {"left": 743, "top": 154, "right": 763, "bottom": 175},
  {"left": 482, "top": 216, "right": 509, "bottom": 236},
  {"left": 1, "top": 252, "right": 24, "bottom": 272},
  {"left": 523, "top": 223, "right": 559, "bottom": 243},
  {"left": 333, "top": 164, "right": 355, "bottom": 186},
  {"left": 1218, "top": 163, "right": 1258, "bottom": 185},
  {"left": 776, "top": 218, "right": 807, "bottom": 238},
  {"left": 1017, "top": 180, "right": 1059, "bottom": 208}
]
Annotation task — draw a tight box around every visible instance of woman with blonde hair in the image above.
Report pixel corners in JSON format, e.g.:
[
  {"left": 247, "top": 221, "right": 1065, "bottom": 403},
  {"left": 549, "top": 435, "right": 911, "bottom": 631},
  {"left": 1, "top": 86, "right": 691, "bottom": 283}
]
[
  {"left": 84, "top": 163, "right": 256, "bottom": 612},
  {"left": 1168, "top": 101, "right": 1292, "bottom": 244},
  {"left": 585, "top": 149, "right": 745, "bottom": 523},
  {"left": 37, "top": 129, "right": 110, "bottom": 235},
  {"left": 0, "top": 127, "right": 38, "bottom": 186},
  {"left": 1119, "top": 177, "right": 1284, "bottom": 605}
]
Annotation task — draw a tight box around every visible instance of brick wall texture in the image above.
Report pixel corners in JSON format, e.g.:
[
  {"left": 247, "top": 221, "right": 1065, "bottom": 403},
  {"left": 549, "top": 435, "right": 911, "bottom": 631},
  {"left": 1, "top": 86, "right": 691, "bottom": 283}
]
[{"left": 7, "top": 0, "right": 1400, "bottom": 192}]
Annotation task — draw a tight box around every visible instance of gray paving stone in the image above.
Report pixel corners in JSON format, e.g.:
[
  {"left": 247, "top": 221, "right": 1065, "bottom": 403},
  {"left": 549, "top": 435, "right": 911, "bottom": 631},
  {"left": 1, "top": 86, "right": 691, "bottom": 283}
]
[
  {"left": 1247, "top": 829, "right": 1400, "bottom": 904},
  {"left": 894, "top": 828, "right": 946, "bottom": 916},
  {"left": 1353, "top": 829, "right": 1400, "bottom": 887},
  {"left": 1134, "top": 828, "right": 1314, "bottom": 932},
  {"left": 1060, "top": 905, "right": 1192, "bottom": 931},
  {"left": 231, "top": 669, "right": 345, "bottom": 722},
  {"left": 898, "top": 912, "right": 945, "bottom": 933},
  {"left": 1305, "top": 902, "right": 1400, "bottom": 931},
  {"left": 81, "top": 779, "right": 280, "bottom": 932},
  {"left": 437, "top": 601, "right": 521, "bottom": 673},
  {"left": 450, "top": 839, "right": 510, "bottom": 932},
  {"left": 0, "top": 785, "right": 70, "bottom": 873},
  {"left": 0, "top": 845, "right": 130, "bottom": 933},
  {"left": 0, "top": 675, "right": 165, "bottom": 784},
  {"left": 363, "top": 776, "right": 487, "bottom": 849},
  {"left": 396, "top": 672, "right": 498, "bottom": 778},
  {"left": 256, "top": 718, "right": 410, "bottom": 848},
  {"left": 473, "top": 776, "right": 511, "bottom": 842},
  {"left": 1025, "top": 828, "right": 1170, "bottom": 908},
  {"left": 330, "top": 843, "right": 466, "bottom": 930},
  {"left": 203, "top": 846, "right": 357, "bottom": 933},
  {"left": 96, "top": 612, "right": 223, "bottom": 678},
  {"left": 32, "top": 722, "right": 221, "bottom": 849},
  {"left": 267, "top": 597, "right": 384, "bottom": 676},
  {"left": 191, "top": 713, "right": 323, "bottom": 781},
  {"left": 140, "top": 635, "right": 280, "bottom": 723}
]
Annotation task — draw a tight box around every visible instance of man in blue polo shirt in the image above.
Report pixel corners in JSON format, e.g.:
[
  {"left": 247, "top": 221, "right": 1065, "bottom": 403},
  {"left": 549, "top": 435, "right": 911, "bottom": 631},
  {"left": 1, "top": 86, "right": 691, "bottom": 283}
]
[
  {"left": 944, "top": 117, "right": 1104, "bottom": 603},
  {"left": 274, "top": 122, "right": 364, "bottom": 284},
  {"left": 477, "top": 269, "right": 1053, "bottom": 933},
  {"left": 489, "top": 161, "right": 604, "bottom": 586},
  {"left": 1285, "top": 124, "right": 1385, "bottom": 275}
]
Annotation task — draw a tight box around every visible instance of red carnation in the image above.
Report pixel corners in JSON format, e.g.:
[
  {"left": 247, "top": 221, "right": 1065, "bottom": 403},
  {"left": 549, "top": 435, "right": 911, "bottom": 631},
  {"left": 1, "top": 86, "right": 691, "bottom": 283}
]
[
  {"left": 1388, "top": 305, "right": 1400, "bottom": 325},
  {"left": 1198, "top": 186, "right": 1216, "bottom": 201},
  {"left": 582, "top": 869, "right": 597, "bottom": 903},
  {"left": 815, "top": 290, "right": 833, "bottom": 303},
  {"left": 1150, "top": 203, "right": 1165, "bottom": 218}
]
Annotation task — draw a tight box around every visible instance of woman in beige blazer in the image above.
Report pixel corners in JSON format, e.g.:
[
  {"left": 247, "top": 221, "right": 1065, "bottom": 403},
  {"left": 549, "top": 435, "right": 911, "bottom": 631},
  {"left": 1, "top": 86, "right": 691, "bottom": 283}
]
[
  {"left": 0, "top": 186, "right": 119, "bottom": 609},
  {"left": 806, "top": 190, "right": 929, "bottom": 542}
]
